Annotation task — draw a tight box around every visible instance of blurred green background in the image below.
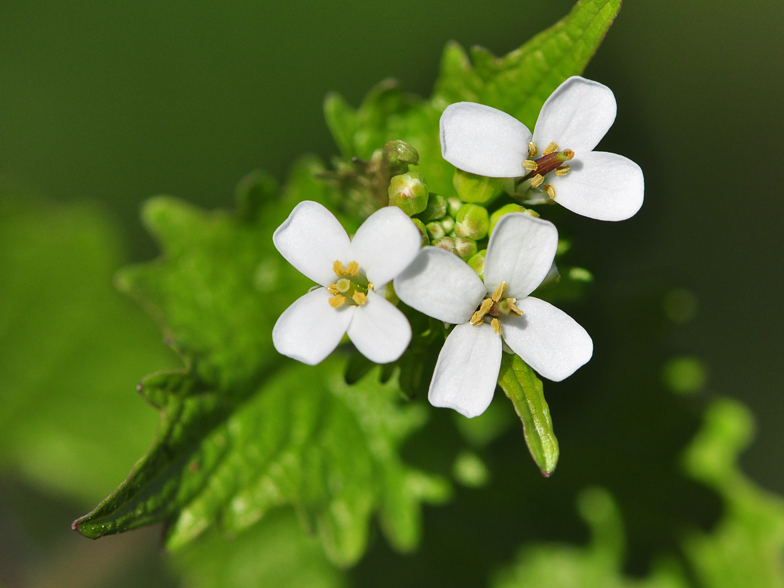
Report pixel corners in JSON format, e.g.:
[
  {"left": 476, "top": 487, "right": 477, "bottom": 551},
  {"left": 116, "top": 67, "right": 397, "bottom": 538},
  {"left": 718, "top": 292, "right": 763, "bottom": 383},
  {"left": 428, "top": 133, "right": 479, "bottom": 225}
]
[{"left": 1, "top": 0, "right": 782, "bottom": 586}]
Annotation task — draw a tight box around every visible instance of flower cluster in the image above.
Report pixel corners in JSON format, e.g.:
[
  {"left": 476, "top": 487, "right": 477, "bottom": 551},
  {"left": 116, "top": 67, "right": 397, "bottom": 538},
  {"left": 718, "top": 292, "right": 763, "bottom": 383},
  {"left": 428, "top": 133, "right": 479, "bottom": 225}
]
[{"left": 272, "top": 76, "right": 643, "bottom": 418}]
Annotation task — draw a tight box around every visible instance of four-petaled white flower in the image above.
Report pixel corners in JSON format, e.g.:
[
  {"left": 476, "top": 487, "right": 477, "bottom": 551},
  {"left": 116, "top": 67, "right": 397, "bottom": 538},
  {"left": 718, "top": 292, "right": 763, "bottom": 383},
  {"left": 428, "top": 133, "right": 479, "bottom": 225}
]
[
  {"left": 394, "top": 213, "right": 592, "bottom": 418},
  {"left": 440, "top": 76, "right": 644, "bottom": 221},
  {"left": 273, "top": 201, "right": 421, "bottom": 365}
]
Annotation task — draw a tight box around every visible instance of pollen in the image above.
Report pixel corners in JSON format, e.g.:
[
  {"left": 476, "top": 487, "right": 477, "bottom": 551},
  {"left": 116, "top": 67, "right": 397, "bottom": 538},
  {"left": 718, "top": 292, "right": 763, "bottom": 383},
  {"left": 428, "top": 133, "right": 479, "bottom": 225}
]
[
  {"left": 327, "top": 284, "right": 340, "bottom": 296},
  {"left": 544, "top": 184, "right": 556, "bottom": 200},
  {"left": 333, "top": 260, "right": 346, "bottom": 276},
  {"left": 470, "top": 298, "right": 493, "bottom": 326},
  {"left": 352, "top": 291, "right": 367, "bottom": 305},
  {"left": 329, "top": 295, "right": 347, "bottom": 308},
  {"left": 491, "top": 318, "right": 503, "bottom": 335},
  {"left": 528, "top": 142, "right": 539, "bottom": 158},
  {"left": 555, "top": 165, "right": 571, "bottom": 176},
  {"left": 543, "top": 142, "right": 559, "bottom": 156},
  {"left": 523, "top": 159, "right": 538, "bottom": 171},
  {"left": 531, "top": 174, "right": 544, "bottom": 189},
  {"left": 346, "top": 261, "right": 359, "bottom": 277},
  {"left": 491, "top": 281, "right": 508, "bottom": 302}
]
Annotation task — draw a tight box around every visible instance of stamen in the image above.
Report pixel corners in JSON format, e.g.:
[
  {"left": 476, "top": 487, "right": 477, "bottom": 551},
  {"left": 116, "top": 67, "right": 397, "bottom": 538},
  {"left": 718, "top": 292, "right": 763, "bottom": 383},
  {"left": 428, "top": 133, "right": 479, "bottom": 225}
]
[
  {"left": 336, "top": 278, "right": 351, "bottom": 293},
  {"left": 470, "top": 298, "right": 493, "bottom": 326},
  {"left": 531, "top": 174, "right": 544, "bottom": 189},
  {"left": 329, "top": 295, "right": 347, "bottom": 308},
  {"left": 346, "top": 261, "right": 359, "bottom": 277},
  {"left": 555, "top": 165, "right": 571, "bottom": 176},
  {"left": 506, "top": 299, "right": 523, "bottom": 317},
  {"left": 367, "top": 282, "right": 374, "bottom": 291},
  {"left": 327, "top": 284, "right": 340, "bottom": 296},
  {"left": 491, "top": 318, "right": 503, "bottom": 335},
  {"left": 333, "top": 260, "right": 345, "bottom": 276},
  {"left": 543, "top": 142, "right": 559, "bottom": 156},
  {"left": 523, "top": 160, "right": 538, "bottom": 171},
  {"left": 352, "top": 292, "right": 367, "bottom": 305},
  {"left": 491, "top": 281, "right": 508, "bottom": 302},
  {"left": 528, "top": 142, "right": 539, "bottom": 158},
  {"left": 543, "top": 184, "right": 556, "bottom": 200}
]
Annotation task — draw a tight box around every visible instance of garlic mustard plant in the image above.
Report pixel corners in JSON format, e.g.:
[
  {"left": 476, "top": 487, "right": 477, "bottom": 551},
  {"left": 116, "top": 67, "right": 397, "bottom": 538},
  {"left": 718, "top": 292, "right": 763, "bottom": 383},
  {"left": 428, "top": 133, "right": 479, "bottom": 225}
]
[
  {"left": 394, "top": 212, "right": 592, "bottom": 418},
  {"left": 272, "top": 201, "right": 421, "bottom": 365},
  {"left": 440, "top": 76, "right": 644, "bottom": 221}
]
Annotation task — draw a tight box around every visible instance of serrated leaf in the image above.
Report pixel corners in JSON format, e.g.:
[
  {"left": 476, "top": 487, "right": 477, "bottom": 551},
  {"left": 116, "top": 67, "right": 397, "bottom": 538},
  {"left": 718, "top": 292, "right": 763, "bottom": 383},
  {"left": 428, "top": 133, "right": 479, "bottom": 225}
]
[
  {"left": 497, "top": 354, "right": 559, "bottom": 476},
  {"left": 0, "top": 194, "right": 178, "bottom": 502},
  {"left": 74, "top": 164, "right": 449, "bottom": 566}
]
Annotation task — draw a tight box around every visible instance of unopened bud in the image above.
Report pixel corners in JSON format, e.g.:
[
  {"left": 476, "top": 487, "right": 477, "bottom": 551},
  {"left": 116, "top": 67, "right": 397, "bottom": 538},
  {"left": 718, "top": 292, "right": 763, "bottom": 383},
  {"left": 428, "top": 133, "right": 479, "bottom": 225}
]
[
  {"left": 453, "top": 169, "right": 504, "bottom": 204},
  {"left": 416, "top": 193, "right": 447, "bottom": 223},
  {"left": 389, "top": 171, "right": 429, "bottom": 216},
  {"left": 432, "top": 237, "right": 456, "bottom": 255},
  {"left": 411, "top": 217, "right": 430, "bottom": 246},
  {"left": 447, "top": 196, "right": 463, "bottom": 218},
  {"left": 426, "top": 221, "right": 446, "bottom": 240},
  {"left": 441, "top": 215, "right": 455, "bottom": 234},
  {"left": 384, "top": 140, "right": 419, "bottom": 165},
  {"left": 455, "top": 204, "right": 489, "bottom": 240},
  {"left": 454, "top": 237, "right": 477, "bottom": 260},
  {"left": 489, "top": 204, "right": 539, "bottom": 235},
  {"left": 467, "top": 250, "right": 487, "bottom": 280}
]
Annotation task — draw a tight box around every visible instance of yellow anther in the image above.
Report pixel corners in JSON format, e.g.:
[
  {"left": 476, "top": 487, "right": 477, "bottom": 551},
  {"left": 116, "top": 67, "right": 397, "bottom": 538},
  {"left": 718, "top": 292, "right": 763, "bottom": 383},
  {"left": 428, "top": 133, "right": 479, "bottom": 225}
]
[
  {"left": 470, "top": 298, "right": 493, "bottom": 326},
  {"left": 491, "top": 281, "right": 508, "bottom": 302},
  {"left": 333, "top": 260, "right": 346, "bottom": 276},
  {"left": 530, "top": 174, "right": 544, "bottom": 189},
  {"left": 543, "top": 184, "right": 556, "bottom": 200},
  {"left": 528, "top": 141, "right": 539, "bottom": 158},
  {"left": 543, "top": 142, "right": 559, "bottom": 155},
  {"left": 367, "top": 282, "right": 374, "bottom": 291},
  {"left": 346, "top": 261, "right": 359, "bottom": 276},
  {"left": 328, "top": 295, "right": 347, "bottom": 308},
  {"left": 491, "top": 318, "right": 503, "bottom": 335},
  {"left": 506, "top": 299, "right": 524, "bottom": 317},
  {"left": 336, "top": 278, "right": 351, "bottom": 293},
  {"left": 327, "top": 284, "right": 340, "bottom": 296},
  {"left": 352, "top": 291, "right": 367, "bottom": 305},
  {"left": 523, "top": 159, "right": 538, "bottom": 171},
  {"left": 555, "top": 165, "right": 571, "bottom": 176}
]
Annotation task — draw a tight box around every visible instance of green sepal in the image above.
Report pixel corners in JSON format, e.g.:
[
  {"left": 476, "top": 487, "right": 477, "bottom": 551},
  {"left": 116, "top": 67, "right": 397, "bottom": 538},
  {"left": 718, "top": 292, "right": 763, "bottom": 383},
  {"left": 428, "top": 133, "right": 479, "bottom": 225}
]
[{"left": 497, "top": 353, "right": 559, "bottom": 476}]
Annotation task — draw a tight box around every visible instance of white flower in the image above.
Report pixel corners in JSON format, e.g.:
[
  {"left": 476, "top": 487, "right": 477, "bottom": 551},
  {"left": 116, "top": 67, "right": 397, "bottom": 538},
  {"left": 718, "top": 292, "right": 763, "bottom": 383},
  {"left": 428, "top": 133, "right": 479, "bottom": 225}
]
[
  {"left": 440, "top": 76, "right": 644, "bottom": 221},
  {"left": 272, "top": 201, "right": 421, "bottom": 365},
  {"left": 394, "top": 213, "right": 592, "bottom": 418}
]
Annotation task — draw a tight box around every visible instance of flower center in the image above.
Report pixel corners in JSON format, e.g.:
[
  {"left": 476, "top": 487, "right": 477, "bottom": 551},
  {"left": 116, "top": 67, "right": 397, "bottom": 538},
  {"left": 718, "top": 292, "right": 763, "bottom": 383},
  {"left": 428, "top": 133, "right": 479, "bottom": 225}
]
[
  {"left": 327, "top": 260, "right": 373, "bottom": 308},
  {"left": 521, "top": 141, "right": 574, "bottom": 200},
  {"left": 468, "top": 281, "right": 523, "bottom": 335}
]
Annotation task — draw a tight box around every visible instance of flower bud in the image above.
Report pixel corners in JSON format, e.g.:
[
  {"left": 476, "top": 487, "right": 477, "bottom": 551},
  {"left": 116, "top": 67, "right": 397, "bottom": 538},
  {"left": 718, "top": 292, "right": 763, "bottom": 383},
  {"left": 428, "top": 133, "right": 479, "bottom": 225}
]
[
  {"left": 447, "top": 196, "right": 463, "bottom": 218},
  {"left": 432, "top": 236, "right": 456, "bottom": 255},
  {"left": 455, "top": 203, "right": 489, "bottom": 240},
  {"left": 467, "top": 249, "right": 487, "bottom": 280},
  {"left": 388, "top": 172, "right": 429, "bottom": 216},
  {"left": 416, "top": 193, "right": 447, "bottom": 223},
  {"left": 454, "top": 236, "right": 477, "bottom": 260},
  {"left": 441, "top": 215, "right": 455, "bottom": 234},
  {"left": 425, "top": 221, "right": 446, "bottom": 240},
  {"left": 411, "top": 217, "right": 430, "bottom": 246},
  {"left": 453, "top": 169, "right": 504, "bottom": 204},
  {"left": 489, "top": 204, "right": 539, "bottom": 235},
  {"left": 384, "top": 140, "right": 419, "bottom": 165}
]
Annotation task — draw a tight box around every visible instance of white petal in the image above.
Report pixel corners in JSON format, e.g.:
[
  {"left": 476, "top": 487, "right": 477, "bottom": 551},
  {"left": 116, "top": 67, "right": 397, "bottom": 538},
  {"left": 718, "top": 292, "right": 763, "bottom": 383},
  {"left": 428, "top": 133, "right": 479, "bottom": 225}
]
[
  {"left": 273, "top": 201, "right": 352, "bottom": 286},
  {"left": 272, "top": 288, "right": 355, "bottom": 365},
  {"left": 350, "top": 206, "right": 422, "bottom": 288},
  {"left": 440, "top": 102, "right": 532, "bottom": 178},
  {"left": 532, "top": 76, "right": 616, "bottom": 154},
  {"left": 428, "top": 323, "right": 502, "bottom": 418},
  {"left": 500, "top": 297, "right": 592, "bottom": 382},
  {"left": 547, "top": 151, "right": 644, "bottom": 221},
  {"left": 483, "top": 213, "right": 558, "bottom": 300},
  {"left": 347, "top": 291, "right": 412, "bottom": 364},
  {"left": 394, "top": 247, "right": 486, "bottom": 324}
]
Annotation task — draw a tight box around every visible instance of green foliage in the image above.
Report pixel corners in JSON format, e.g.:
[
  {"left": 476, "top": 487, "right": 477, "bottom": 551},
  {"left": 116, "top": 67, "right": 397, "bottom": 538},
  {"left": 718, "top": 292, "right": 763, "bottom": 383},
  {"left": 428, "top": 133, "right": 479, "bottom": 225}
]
[
  {"left": 497, "top": 354, "right": 559, "bottom": 476},
  {"left": 0, "top": 194, "right": 178, "bottom": 502},
  {"left": 73, "top": 165, "right": 448, "bottom": 566}
]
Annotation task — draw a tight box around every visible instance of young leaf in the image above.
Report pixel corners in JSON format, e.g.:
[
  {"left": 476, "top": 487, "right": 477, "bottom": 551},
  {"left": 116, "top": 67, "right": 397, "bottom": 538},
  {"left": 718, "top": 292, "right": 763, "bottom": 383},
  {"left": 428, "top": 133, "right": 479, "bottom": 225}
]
[
  {"left": 74, "top": 163, "right": 449, "bottom": 566},
  {"left": 497, "top": 354, "right": 559, "bottom": 477}
]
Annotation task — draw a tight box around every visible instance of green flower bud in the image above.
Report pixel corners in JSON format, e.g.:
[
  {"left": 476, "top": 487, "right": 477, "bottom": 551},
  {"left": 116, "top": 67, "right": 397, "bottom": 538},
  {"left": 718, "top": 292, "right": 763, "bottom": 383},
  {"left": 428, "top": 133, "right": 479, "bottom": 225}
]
[
  {"left": 388, "top": 171, "right": 429, "bottom": 216},
  {"left": 440, "top": 215, "right": 455, "bottom": 234},
  {"left": 455, "top": 203, "right": 489, "bottom": 240},
  {"left": 384, "top": 140, "right": 419, "bottom": 165},
  {"left": 432, "top": 236, "right": 456, "bottom": 255},
  {"left": 454, "top": 236, "right": 477, "bottom": 260},
  {"left": 425, "top": 221, "right": 446, "bottom": 240},
  {"left": 410, "top": 217, "right": 430, "bottom": 246},
  {"left": 416, "top": 193, "right": 447, "bottom": 223},
  {"left": 467, "top": 249, "right": 487, "bottom": 280},
  {"left": 447, "top": 196, "right": 463, "bottom": 218},
  {"left": 453, "top": 169, "right": 504, "bottom": 204},
  {"left": 489, "top": 204, "right": 539, "bottom": 235}
]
